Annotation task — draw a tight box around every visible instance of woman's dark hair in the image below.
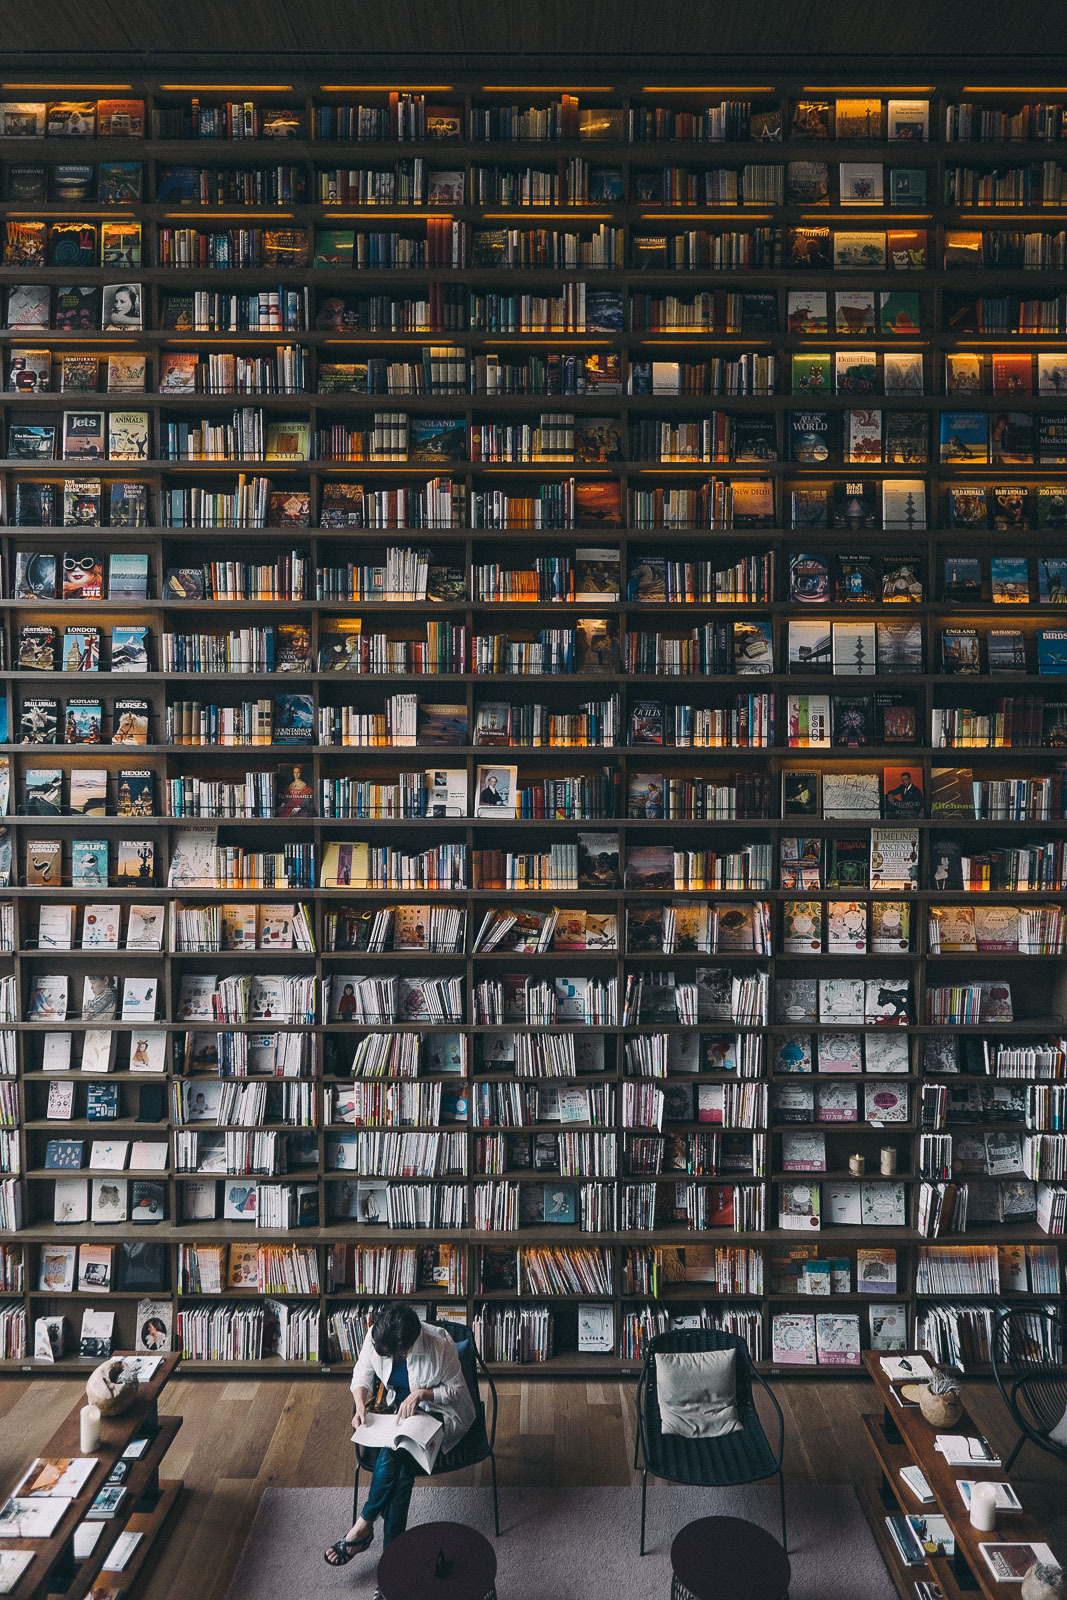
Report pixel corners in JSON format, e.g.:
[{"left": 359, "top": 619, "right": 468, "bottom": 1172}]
[{"left": 371, "top": 1302, "right": 422, "bottom": 1359}]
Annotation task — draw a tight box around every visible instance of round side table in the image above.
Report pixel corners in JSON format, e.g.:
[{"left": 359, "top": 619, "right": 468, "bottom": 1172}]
[
  {"left": 670, "top": 1516, "right": 790, "bottom": 1600},
  {"left": 376, "top": 1520, "right": 497, "bottom": 1600}
]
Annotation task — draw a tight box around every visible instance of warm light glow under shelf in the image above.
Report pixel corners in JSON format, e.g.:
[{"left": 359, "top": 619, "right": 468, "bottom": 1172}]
[
  {"left": 318, "top": 85, "right": 455, "bottom": 93},
  {"left": 639, "top": 212, "right": 773, "bottom": 221},
  {"left": 480, "top": 212, "right": 614, "bottom": 222},
  {"left": 2, "top": 82, "right": 134, "bottom": 90},
  {"left": 639, "top": 86, "right": 776, "bottom": 94},
  {"left": 157, "top": 84, "right": 295, "bottom": 93},
  {"left": 801, "top": 85, "right": 934, "bottom": 94},
  {"left": 163, "top": 212, "right": 294, "bottom": 221},
  {"left": 480, "top": 85, "right": 614, "bottom": 93},
  {"left": 329, "top": 212, "right": 454, "bottom": 220}
]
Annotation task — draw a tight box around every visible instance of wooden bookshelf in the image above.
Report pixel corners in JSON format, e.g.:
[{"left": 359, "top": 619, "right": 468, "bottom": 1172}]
[{"left": 0, "top": 73, "right": 1064, "bottom": 1377}]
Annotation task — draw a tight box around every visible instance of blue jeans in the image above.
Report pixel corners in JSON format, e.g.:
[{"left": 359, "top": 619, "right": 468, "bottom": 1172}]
[{"left": 361, "top": 1447, "right": 424, "bottom": 1546}]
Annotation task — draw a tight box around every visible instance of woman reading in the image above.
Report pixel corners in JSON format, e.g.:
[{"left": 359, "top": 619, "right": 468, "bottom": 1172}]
[{"left": 324, "top": 1303, "right": 474, "bottom": 1565}]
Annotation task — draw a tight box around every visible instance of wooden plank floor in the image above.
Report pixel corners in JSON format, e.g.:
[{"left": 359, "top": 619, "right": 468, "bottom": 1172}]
[{"left": 0, "top": 1374, "right": 1063, "bottom": 1600}]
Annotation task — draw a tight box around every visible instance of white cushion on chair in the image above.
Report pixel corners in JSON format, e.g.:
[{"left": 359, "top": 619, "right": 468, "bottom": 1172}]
[
  {"left": 654, "top": 1349, "right": 742, "bottom": 1438},
  {"left": 1049, "top": 1404, "right": 1067, "bottom": 1446}
]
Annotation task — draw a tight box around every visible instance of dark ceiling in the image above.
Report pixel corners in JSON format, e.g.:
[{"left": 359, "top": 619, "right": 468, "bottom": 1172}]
[{"left": 5, "top": 0, "right": 1067, "bottom": 70}]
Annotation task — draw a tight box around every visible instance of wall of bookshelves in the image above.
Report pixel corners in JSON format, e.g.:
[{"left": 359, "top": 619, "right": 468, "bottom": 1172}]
[{"left": 0, "top": 72, "right": 1064, "bottom": 1376}]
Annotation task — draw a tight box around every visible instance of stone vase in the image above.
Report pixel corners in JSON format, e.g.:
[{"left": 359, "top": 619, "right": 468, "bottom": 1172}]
[
  {"left": 917, "top": 1385, "right": 963, "bottom": 1428},
  {"left": 1021, "top": 1563, "right": 1067, "bottom": 1600}
]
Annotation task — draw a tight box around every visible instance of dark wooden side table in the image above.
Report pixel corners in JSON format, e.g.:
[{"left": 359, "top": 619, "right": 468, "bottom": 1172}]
[
  {"left": 376, "top": 1520, "right": 497, "bottom": 1600},
  {"left": 0, "top": 1352, "right": 182, "bottom": 1600},
  {"left": 670, "top": 1516, "right": 791, "bottom": 1600},
  {"left": 858, "top": 1348, "right": 1059, "bottom": 1600}
]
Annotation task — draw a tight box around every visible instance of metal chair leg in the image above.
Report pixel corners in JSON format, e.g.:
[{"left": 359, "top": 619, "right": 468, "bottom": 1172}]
[
  {"left": 351, "top": 1460, "right": 361, "bottom": 1527},
  {"left": 490, "top": 1451, "right": 500, "bottom": 1537},
  {"left": 778, "top": 1468, "right": 788, "bottom": 1553},
  {"left": 640, "top": 1469, "right": 648, "bottom": 1555},
  {"left": 1005, "top": 1434, "right": 1025, "bottom": 1473}
]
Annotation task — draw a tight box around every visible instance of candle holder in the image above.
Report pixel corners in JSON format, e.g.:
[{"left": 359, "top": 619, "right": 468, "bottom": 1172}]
[
  {"left": 848, "top": 1154, "right": 866, "bottom": 1176},
  {"left": 969, "top": 1481, "right": 997, "bottom": 1532},
  {"left": 880, "top": 1147, "right": 898, "bottom": 1176},
  {"left": 79, "top": 1403, "right": 101, "bottom": 1454}
]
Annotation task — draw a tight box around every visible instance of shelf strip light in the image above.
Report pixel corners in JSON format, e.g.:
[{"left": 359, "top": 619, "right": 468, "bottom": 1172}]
[
  {"left": 639, "top": 85, "right": 776, "bottom": 94},
  {"left": 158, "top": 84, "right": 295, "bottom": 92},
  {"left": 319, "top": 84, "right": 454, "bottom": 93}
]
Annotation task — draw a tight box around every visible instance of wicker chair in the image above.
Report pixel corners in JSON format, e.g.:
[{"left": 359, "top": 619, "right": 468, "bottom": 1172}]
[
  {"left": 351, "top": 1319, "right": 500, "bottom": 1536},
  {"left": 993, "top": 1307, "right": 1067, "bottom": 1473},
  {"left": 634, "top": 1328, "right": 786, "bottom": 1556}
]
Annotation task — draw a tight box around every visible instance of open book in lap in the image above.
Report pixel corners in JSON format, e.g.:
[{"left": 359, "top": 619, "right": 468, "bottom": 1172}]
[{"left": 351, "top": 1410, "right": 445, "bottom": 1475}]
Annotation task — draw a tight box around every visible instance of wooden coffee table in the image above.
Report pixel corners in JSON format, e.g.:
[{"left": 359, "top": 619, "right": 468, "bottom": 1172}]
[
  {"left": 375, "top": 1520, "right": 497, "bottom": 1600},
  {"left": 670, "top": 1516, "right": 791, "bottom": 1600}
]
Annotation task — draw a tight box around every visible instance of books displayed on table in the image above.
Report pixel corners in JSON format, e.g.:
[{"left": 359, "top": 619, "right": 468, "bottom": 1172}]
[
  {"left": 885, "top": 1513, "right": 954, "bottom": 1566},
  {"left": 979, "top": 1543, "right": 1060, "bottom": 1581},
  {"left": 934, "top": 1434, "right": 1001, "bottom": 1468}
]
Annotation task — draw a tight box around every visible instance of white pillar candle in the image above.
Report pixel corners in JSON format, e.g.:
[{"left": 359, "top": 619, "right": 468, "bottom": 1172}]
[
  {"left": 969, "top": 1481, "right": 997, "bottom": 1532},
  {"left": 79, "top": 1404, "right": 101, "bottom": 1454}
]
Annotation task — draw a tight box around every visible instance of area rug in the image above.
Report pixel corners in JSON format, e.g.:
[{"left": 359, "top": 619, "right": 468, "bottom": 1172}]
[{"left": 224, "top": 1484, "right": 896, "bottom": 1599}]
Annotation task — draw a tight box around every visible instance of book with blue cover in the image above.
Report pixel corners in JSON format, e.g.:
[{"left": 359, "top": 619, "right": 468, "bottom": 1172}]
[
  {"left": 86, "top": 1083, "right": 119, "bottom": 1120},
  {"left": 45, "top": 1139, "right": 84, "bottom": 1169},
  {"left": 940, "top": 411, "right": 988, "bottom": 463},
  {"left": 273, "top": 694, "right": 313, "bottom": 744},
  {"left": 1037, "top": 630, "right": 1067, "bottom": 674}
]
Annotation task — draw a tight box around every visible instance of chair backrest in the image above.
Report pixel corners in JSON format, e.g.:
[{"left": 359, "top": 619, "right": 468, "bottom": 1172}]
[
  {"left": 641, "top": 1328, "right": 756, "bottom": 1423},
  {"left": 994, "top": 1308, "right": 1067, "bottom": 1432},
  {"left": 427, "top": 1320, "right": 491, "bottom": 1424},
  {"left": 424, "top": 1318, "right": 499, "bottom": 1467}
]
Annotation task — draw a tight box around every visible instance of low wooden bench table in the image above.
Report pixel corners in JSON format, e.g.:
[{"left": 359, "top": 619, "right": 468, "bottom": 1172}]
[
  {"left": 0, "top": 1352, "right": 182, "bottom": 1600},
  {"left": 860, "top": 1348, "right": 1059, "bottom": 1599}
]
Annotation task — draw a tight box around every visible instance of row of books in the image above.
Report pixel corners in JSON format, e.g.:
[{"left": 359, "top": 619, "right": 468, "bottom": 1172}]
[
  {"left": 16, "top": 343, "right": 1067, "bottom": 401},
  {"left": 8, "top": 687, "right": 1067, "bottom": 760},
  {"left": 6, "top": 347, "right": 776, "bottom": 399},
  {"left": 12, "top": 343, "right": 1067, "bottom": 399},
  {"left": 3, "top": 281, "right": 1064, "bottom": 348},
  {"left": 8, "top": 278, "right": 1067, "bottom": 339},
  {"left": 4, "top": 972, "right": 1053, "bottom": 1035},
  {"left": 11, "top": 966, "right": 936, "bottom": 1028},
  {"left": 918, "top": 1302, "right": 1063, "bottom": 1376},
  {"left": 29, "top": 400, "right": 1066, "bottom": 471},
  {"left": 10, "top": 480, "right": 1067, "bottom": 540},
  {"left": 5, "top": 91, "right": 1048, "bottom": 147},
  {"left": 0, "top": 1297, "right": 912, "bottom": 1367},
  {"left": 14, "top": 762, "right": 1067, "bottom": 832},
  {"left": 19, "top": 1020, "right": 1054, "bottom": 1086}
]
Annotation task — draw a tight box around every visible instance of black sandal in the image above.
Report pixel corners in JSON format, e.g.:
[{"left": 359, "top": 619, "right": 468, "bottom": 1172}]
[{"left": 324, "top": 1532, "right": 374, "bottom": 1566}]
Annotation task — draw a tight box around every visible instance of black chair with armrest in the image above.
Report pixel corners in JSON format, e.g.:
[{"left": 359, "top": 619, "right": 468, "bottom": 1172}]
[
  {"left": 351, "top": 1318, "right": 500, "bottom": 1536},
  {"left": 993, "top": 1306, "right": 1067, "bottom": 1473},
  {"left": 634, "top": 1327, "right": 786, "bottom": 1556}
]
